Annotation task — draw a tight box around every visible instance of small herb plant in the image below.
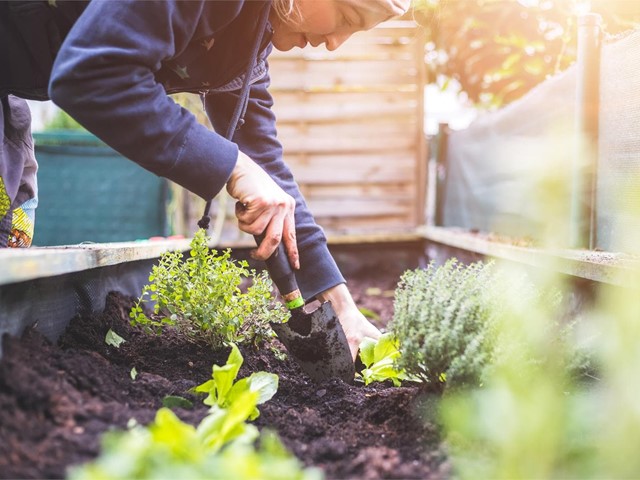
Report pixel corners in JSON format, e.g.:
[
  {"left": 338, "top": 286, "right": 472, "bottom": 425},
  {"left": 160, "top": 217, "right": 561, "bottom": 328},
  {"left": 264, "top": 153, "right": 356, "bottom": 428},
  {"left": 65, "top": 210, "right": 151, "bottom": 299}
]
[
  {"left": 357, "top": 333, "right": 417, "bottom": 387},
  {"left": 130, "top": 229, "right": 288, "bottom": 348},
  {"left": 390, "top": 259, "right": 501, "bottom": 390},
  {"left": 391, "top": 258, "right": 588, "bottom": 392}
]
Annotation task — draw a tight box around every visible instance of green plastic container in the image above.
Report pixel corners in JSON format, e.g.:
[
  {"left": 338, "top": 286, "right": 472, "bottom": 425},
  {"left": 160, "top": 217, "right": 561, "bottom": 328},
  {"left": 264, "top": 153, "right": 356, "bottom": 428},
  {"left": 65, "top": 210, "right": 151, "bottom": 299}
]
[{"left": 33, "top": 131, "right": 170, "bottom": 246}]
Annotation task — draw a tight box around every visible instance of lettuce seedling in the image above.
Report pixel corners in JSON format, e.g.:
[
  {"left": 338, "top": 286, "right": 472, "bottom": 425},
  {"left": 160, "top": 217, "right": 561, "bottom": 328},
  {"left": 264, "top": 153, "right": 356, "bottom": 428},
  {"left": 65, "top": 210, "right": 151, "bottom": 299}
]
[
  {"left": 67, "top": 353, "right": 317, "bottom": 480},
  {"left": 195, "top": 343, "right": 278, "bottom": 420},
  {"left": 357, "top": 333, "right": 418, "bottom": 387},
  {"left": 68, "top": 406, "right": 320, "bottom": 480}
]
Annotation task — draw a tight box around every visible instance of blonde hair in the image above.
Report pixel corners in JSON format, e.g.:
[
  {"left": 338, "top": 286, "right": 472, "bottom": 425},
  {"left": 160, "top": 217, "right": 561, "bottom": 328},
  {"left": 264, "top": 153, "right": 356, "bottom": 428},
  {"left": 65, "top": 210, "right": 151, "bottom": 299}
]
[
  {"left": 271, "top": 0, "right": 301, "bottom": 24},
  {"left": 270, "top": 0, "right": 409, "bottom": 26}
]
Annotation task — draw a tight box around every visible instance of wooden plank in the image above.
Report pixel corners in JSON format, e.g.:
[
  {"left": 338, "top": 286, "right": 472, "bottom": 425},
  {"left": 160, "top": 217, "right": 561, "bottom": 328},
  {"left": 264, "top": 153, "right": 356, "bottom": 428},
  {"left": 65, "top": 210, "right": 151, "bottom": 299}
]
[
  {"left": 273, "top": 89, "right": 416, "bottom": 107},
  {"left": 272, "top": 100, "right": 417, "bottom": 124},
  {"left": 269, "top": 61, "right": 418, "bottom": 90},
  {"left": 276, "top": 112, "right": 417, "bottom": 127},
  {"left": 280, "top": 135, "right": 415, "bottom": 154},
  {"left": 418, "top": 225, "right": 640, "bottom": 287},
  {"left": 285, "top": 153, "right": 417, "bottom": 184},
  {"left": 306, "top": 197, "right": 414, "bottom": 218},
  {"left": 303, "top": 183, "right": 415, "bottom": 199},
  {"left": 270, "top": 85, "right": 419, "bottom": 94},
  {"left": 278, "top": 119, "right": 417, "bottom": 137},
  {"left": 278, "top": 122, "right": 417, "bottom": 154},
  {"left": 0, "top": 238, "right": 194, "bottom": 286},
  {"left": 320, "top": 216, "right": 417, "bottom": 232},
  {"left": 269, "top": 50, "right": 416, "bottom": 62}
]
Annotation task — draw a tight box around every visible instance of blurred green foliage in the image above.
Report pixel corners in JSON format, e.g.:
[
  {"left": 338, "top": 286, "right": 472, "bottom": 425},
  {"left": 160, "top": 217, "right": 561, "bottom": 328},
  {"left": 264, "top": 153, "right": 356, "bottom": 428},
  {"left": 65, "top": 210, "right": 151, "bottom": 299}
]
[
  {"left": 43, "top": 109, "right": 85, "bottom": 131},
  {"left": 429, "top": 168, "right": 640, "bottom": 477},
  {"left": 413, "top": 0, "right": 640, "bottom": 108}
]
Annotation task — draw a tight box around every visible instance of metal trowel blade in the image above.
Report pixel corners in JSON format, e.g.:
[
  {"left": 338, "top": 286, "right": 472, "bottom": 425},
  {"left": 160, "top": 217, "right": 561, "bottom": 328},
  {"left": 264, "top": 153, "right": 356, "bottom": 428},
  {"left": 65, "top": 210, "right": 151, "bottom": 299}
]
[{"left": 271, "top": 301, "right": 355, "bottom": 384}]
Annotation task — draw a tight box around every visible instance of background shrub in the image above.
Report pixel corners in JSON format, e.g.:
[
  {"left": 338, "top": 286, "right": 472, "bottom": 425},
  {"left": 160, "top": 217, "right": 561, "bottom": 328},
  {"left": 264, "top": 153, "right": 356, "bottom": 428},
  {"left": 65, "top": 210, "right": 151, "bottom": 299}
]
[
  {"left": 390, "top": 259, "right": 500, "bottom": 390},
  {"left": 390, "top": 258, "right": 590, "bottom": 391}
]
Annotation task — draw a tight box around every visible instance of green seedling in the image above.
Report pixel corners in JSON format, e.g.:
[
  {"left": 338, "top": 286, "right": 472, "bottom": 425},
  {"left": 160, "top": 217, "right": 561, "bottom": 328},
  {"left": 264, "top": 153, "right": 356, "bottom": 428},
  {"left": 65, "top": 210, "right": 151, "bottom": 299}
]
[
  {"left": 162, "top": 395, "right": 193, "bottom": 410},
  {"left": 105, "top": 329, "right": 126, "bottom": 348},
  {"left": 194, "top": 343, "right": 278, "bottom": 421},
  {"left": 68, "top": 406, "right": 320, "bottom": 479},
  {"left": 391, "top": 259, "right": 588, "bottom": 391},
  {"left": 68, "top": 352, "right": 317, "bottom": 480},
  {"left": 68, "top": 405, "right": 266, "bottom": 479},
  {"left": 357, "top": 333, "right": 417, "bottom": 387}
]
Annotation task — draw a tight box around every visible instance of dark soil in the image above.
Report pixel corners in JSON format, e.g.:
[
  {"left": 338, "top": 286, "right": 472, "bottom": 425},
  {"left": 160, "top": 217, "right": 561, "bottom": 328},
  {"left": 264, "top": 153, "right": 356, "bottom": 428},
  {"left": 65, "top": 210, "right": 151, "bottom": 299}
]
[{"left": 0, "top": 263, "right": 450, "bottom": 480}]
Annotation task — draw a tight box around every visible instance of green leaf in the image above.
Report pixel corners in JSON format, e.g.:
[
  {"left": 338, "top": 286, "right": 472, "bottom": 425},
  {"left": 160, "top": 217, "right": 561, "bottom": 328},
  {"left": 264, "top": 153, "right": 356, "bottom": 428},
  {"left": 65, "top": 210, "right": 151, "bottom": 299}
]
[
  {"left": 197, "top": 390, "right": 261, "bottom": 453},
  {"left": 130, "top": 367, "right": 138, "bottom": 380},
  {"left": 162, "top": 395, "right": 194, "bottom": 410},
  {"left": 226, "top": 372, "right": 279, "bottom": 421},
  {"left": 359, "top": 337, "right": 377, "bottom": 367},
  {"left": 357, "top": 333, "right": 418, "bottom": 387},
  {"left": 374, "top": 333, "right": 401, "bottom": 361},
  {"left": 358, "top": 306, "right": 381, "bottom": 321},
  {"left": 149, "top": 408, "right": 198, "bottom": 456},
  {"left": 105, "top": 329, "right": 126, "bottom": 348},
  {"left": 211, "top": 344, "right": 244, "bottom": 407},
  {"left": 246, "top": 372, "right": 279, "bottom": 405}
]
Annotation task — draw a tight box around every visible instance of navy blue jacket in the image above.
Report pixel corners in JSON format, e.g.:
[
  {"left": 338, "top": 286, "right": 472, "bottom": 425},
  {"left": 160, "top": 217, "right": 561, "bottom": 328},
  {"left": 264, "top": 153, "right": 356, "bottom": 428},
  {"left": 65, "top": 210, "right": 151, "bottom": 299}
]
[{"left": 1, "top": 0, "right": 345, "bottom": 299}]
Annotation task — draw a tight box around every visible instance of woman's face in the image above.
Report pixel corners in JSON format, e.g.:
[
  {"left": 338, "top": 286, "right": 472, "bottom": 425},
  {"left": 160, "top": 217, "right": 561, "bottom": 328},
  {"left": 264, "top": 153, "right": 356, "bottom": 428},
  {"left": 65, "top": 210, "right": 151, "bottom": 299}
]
[{"left": 270, "top": 0, "right": 374, "bottom": 52}]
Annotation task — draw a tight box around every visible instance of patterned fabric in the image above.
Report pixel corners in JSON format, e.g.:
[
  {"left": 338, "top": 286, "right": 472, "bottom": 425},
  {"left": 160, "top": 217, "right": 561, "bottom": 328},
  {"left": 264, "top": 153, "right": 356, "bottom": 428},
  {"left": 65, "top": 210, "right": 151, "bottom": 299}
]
[
  {"left": 1, "top": 96, "right": 38, "bottom": 248},
  {"left": 0, "top": 176, "right": 9, "bottom": 219},
  {"left": 8, "top": 197, "right": 36, "bottom": 247}
]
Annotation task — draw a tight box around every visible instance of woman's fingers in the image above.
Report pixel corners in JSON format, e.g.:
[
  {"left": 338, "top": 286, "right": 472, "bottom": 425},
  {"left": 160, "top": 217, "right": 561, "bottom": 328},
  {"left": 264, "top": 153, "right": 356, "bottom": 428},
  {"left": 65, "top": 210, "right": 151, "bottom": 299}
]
[
  {"left": 230, "top": 157, "right": 299, "bottom": 268},
  {"left": 239, "top": 202, "right": 299, "bottom": 269},
  {"left": 282, "top": 210, "right": 299, "bottom": 269},
  {"left": 226, "top": 151, "right": 299, "bottom": 266},
  {"left": 253, "top": 212, "right": 285, "bottom": 260}
]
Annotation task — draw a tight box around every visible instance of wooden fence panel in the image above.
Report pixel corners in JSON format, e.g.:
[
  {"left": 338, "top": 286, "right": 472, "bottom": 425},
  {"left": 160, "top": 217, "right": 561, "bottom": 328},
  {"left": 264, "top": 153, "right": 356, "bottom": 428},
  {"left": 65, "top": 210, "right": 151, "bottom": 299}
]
[{"left": 269, "top": 21, "right": 426, "bottom": 238}]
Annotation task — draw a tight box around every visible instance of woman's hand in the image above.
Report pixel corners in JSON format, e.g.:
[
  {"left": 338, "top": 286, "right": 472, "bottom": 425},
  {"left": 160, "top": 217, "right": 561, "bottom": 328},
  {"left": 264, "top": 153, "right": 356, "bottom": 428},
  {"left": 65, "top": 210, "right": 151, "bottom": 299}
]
[
  {"left": 317, "top": 283, "right": 382, "bottom": 360},
  {"left": 226, "top": 151, "right": 299, "bottom": 268}
]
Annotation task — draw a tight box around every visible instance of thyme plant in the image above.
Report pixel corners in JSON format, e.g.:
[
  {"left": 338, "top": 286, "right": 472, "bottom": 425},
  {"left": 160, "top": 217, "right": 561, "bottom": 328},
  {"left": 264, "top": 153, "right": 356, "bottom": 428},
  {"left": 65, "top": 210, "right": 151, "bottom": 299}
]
[
  {"left": 391, "top": 258, "right": 588, "bottom": 391},
  {"left": 130, "top": 229, "right": 288, "bottom": 348},
  {"left": 390, "top": 259, "right": 501, "bottom": 390}
]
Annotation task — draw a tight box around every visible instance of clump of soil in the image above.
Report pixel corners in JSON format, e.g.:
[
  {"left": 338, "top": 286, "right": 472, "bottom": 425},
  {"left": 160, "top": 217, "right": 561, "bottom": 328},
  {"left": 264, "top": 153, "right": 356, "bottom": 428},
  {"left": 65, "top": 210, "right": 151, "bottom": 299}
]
[{"left": 0, "top": 265, "right": 450, "bottom": 479}]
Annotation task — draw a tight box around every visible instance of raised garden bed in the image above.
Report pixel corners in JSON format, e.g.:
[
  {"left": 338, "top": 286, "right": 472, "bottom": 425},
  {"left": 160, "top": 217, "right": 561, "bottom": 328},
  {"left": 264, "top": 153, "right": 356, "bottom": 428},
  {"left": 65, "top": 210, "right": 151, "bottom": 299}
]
[{"left": 0, "top": 244, "right": 450, "bottom": 480}]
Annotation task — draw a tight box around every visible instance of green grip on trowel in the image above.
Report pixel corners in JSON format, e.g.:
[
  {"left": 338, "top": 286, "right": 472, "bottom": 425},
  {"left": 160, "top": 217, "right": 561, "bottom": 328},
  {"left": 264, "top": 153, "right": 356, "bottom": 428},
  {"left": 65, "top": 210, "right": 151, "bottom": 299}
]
[
  {"left": 285, "top": 296, "right": 305, "bottom": 310},
  {"left": 256, "top": 235, "right": 305, "bottom": 311}
]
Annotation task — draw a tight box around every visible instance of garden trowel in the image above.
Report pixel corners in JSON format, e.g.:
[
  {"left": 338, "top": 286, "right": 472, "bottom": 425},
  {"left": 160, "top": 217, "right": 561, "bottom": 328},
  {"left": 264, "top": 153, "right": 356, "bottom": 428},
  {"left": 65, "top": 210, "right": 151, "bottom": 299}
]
[{"left": 257, "top": 236, "right": 355, "bottom": 384}]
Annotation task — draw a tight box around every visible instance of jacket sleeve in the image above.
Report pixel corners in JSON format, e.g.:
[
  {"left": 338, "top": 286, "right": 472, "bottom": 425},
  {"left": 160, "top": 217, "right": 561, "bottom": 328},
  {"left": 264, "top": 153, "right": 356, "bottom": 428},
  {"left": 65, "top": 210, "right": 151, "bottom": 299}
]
[
  {"left": 48, "top": 0, "right": 238, "bottom": 200},
  {"left": 204, "top": 67, "right": 346, "bottom": 300}
]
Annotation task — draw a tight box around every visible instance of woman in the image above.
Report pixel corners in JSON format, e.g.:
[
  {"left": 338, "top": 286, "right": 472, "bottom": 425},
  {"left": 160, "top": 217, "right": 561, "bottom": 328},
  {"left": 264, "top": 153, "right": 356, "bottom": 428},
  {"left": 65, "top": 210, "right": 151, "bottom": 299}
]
[{"left": 0, "top": 0, "right": 410, "bottom": 357}]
